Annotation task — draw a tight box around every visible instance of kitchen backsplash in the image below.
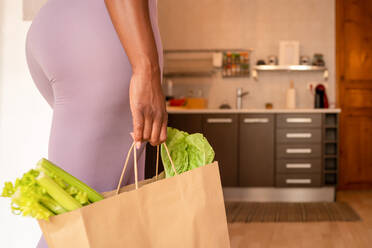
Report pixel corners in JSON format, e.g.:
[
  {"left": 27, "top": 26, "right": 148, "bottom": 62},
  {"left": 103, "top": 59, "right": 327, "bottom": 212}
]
[
  {"left": 164, "top": 72, "right": 333, "bottom": 109},
  {"left": 158, "top": 0, "right": 335, "bottom": 109}
]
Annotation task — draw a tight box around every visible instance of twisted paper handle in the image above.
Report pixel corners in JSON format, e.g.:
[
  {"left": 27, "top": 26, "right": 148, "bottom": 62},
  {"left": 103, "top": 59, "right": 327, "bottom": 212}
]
[{"left": 116, "top": 142, "right": 177, "bottom": 194}]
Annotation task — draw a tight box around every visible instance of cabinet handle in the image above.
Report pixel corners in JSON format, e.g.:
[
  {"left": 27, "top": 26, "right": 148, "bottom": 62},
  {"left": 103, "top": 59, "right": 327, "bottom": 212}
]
[
  {"left": 243, "top": 118, "right": 269, "bottom": 123},
  {"left": 286, "top": 133, "right": 312, "bottom": 138},
  {"left": 286, "top": 148, "right": 312, "bottom": 154},
  {"left": 286, "top": 179, "right": 312, "bottom": 184},
  {"left": 207, "top": 118, "right": 232, "bottom": 123},
  {"left": 286, "top": 163, "right": 312, "bottom": 169},
  {"left": 286, "top": 118, "right": 312, "bottom": 123}
]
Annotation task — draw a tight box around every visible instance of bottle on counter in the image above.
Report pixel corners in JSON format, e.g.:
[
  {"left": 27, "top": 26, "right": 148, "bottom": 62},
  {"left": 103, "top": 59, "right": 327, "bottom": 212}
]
[
  {"left": 286, "top": 81, "right": 296, "bottom": 109},
  {"left": 164, "top": 79, "right": 174, "bottom": 101}
]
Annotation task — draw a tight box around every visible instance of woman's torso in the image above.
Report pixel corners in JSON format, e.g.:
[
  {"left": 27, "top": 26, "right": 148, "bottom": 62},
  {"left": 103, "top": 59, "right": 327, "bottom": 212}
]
[{"left": 27, "top": 0, "right": 163, "bottom": 81}]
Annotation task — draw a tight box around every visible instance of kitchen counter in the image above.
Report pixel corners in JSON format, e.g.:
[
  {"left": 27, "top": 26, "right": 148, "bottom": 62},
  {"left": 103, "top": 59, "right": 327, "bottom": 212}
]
[{"left": 167, "top": 108, "right": 341, "bottom": 114}]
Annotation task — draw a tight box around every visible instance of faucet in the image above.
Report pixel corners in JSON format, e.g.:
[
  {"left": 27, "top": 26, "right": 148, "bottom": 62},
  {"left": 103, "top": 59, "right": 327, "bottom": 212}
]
[{"left": 236, "top": 88, "right": 249, "bottom": 109}]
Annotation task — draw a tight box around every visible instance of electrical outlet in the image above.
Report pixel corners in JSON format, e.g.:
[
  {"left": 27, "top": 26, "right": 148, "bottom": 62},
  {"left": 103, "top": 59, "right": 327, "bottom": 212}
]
[
  {"left": 307, "top": 82, "right": 329, "bottom": 93},
  {"left": 307, "top": 82, "right": 315, "bottom": 91}
]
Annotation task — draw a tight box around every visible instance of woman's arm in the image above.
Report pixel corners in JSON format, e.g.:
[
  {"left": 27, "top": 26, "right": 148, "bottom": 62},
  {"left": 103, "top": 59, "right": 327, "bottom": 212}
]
[{"left": 105, "top": 0, "right": 167, "bottom": 147}]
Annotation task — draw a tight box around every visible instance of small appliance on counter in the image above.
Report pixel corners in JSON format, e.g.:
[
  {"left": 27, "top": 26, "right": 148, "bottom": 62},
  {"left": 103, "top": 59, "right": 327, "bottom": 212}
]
[{"left": 314, "top": 84, "right": 329, "bottom": 108}]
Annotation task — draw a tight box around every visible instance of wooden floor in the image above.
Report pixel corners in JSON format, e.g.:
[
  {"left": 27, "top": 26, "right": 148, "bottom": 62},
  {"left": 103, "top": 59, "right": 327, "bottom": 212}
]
[{"left": 228, "top": 191, "right": 372, "bottom": 248}]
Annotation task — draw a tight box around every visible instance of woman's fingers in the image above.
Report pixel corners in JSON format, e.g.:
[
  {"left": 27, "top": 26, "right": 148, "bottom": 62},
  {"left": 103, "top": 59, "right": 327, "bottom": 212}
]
[
  {"left": 134, "top": 108, "right": 167, "bottom": 146},
  {"left": 132, "top": 110, "right": 144, "bottom": 147},
  {"left": 150, "top": 117, "right": 161, "bottom": 146},
  {"left": 159, "top": 114, "right": 168, "bottom": 143},
  {"left": 149, "top": 111, "right": 167, "bottom": 145},
  {"left": 142, "top": 111, "right": 153, "bottom": 141}
]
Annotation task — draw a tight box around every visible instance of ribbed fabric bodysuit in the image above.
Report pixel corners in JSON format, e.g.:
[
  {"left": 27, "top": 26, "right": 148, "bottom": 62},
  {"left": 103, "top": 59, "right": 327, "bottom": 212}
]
[{"left": 25, "top": 0, "right": 163, "bottom": 247}]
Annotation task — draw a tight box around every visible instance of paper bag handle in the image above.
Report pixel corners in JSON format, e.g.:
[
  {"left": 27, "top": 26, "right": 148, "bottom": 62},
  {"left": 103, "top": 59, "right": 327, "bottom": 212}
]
[{"left": 115, "top": 142, "right": 177, "bottom": 194}]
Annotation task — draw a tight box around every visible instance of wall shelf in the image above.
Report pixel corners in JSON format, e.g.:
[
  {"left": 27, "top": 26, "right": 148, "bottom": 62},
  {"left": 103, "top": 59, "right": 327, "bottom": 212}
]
[
  {"left": 252, "top": 65, "right": 328, "bottom": 81},
  {"left": 164, "top": 48, "right": 253, "bottom": 54},
  {"left": 163, "top": 71, "right": 214, "bottom": 78},
  {"left": 163, "top": 49, "right": 252, "bottom": 78}
]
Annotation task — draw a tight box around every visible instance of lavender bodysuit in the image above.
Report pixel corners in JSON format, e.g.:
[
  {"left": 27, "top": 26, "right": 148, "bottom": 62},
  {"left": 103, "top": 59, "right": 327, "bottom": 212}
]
[{"left": 25, "top": 0, "right": 163, "bottom": 247}]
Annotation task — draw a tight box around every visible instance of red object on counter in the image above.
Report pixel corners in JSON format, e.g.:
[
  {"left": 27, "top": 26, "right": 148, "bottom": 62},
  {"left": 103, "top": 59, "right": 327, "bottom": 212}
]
[{"left": 169, "top": 98, "right": 186, "bottom": 107}]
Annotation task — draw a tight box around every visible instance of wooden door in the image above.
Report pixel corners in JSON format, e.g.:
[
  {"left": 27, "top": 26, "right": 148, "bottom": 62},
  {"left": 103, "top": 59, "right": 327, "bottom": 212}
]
[
  {"left": 337, "top": 0, "right": 372, "bottom": 189},
  {"left": 202, "top": 114, "right": 238, "bottom": 187}
]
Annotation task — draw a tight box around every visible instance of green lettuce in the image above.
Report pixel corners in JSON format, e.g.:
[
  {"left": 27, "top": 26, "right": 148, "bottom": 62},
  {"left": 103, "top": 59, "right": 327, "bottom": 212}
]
[{"left": 161, "top": 127, "right": 215, "bottom": 177}]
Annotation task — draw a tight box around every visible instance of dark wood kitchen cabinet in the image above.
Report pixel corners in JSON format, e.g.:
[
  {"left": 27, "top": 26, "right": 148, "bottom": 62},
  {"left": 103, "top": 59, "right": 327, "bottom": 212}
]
[
  {"left": 145, "top": 114, "right": 202, "bottom": 178},
  {"left": 146, "top": 113, "right": 239, "bottom": 186},
  {"left": 168, "top": 114, "right": 203, "bottom": 133},
  {"left": 202, "top": 114, "right": 239, "bottom": 187},
  {"left": 239, "top": 114, "right": 275, "bottom": 186},
  {"left": 146, "top": 112, "right": 339, "bottom": 189},
  {"left": 274, "top": 113, "right": 338, "bottom": 188},
  {"left": 275, "top": 114, "right": 322, "bottom": 188}
]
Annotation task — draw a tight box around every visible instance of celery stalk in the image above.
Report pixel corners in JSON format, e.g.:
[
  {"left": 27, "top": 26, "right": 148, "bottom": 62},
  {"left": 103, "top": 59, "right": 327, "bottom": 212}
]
[
  {"left": 36, "top": 172, "right": 82, "bottom": 211},
  {"left": 11, "top": 190, "right": 55, "bottom": 220},
  {"left": 37, "top": 158, "right": 104, "bottom": 203},
  {"left": 39, "top": 195, "right": 67, "bottom": 215}
]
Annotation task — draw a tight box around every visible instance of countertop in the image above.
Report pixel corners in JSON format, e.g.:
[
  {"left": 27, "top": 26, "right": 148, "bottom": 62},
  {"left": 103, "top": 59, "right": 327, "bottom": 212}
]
[{"left": 167, "top": 108, "right": 341, "bottom": 114}]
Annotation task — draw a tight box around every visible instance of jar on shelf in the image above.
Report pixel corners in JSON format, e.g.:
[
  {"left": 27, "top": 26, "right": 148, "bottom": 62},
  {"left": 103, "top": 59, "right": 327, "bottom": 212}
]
[{"left": 226, "top": 52, "right": 232, "bottom": 64}]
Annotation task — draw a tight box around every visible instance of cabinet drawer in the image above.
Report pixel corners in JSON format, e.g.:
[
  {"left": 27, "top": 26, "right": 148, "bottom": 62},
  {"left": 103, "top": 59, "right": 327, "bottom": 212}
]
[
  {"left": 276, "top": 129, "right": 321, "bottom": 143},
  {"left": 276, "top": 174, "right": 321, "bottom": 187},
  {"left": 277, "top": 114, "right": 322, "bottom": 128},
  {"left": 276, "top": 144, "right": 321, "bottom": 158},
  {"left": 276, "top": 159, "right": 322, "bottom": 173}
]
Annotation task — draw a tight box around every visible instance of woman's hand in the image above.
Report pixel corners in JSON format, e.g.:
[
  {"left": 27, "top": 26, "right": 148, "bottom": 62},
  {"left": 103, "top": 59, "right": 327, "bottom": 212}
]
[{"left": 129, "top": 67, "right": 167, "bottom": 147}]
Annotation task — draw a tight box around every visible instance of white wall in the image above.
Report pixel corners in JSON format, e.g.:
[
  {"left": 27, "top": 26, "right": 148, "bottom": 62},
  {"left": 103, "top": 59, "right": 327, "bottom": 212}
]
[
  {"left": 158, "top": 0, "right": 335, "bottom": 109},
  {"left": 0, "top": 1, "right": 51, "bottom": 247}
]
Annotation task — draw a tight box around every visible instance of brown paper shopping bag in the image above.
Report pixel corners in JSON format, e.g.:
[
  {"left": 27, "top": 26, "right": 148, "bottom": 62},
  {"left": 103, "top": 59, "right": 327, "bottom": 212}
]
[{"left": 39, "top": 143, "right": 231, "bottom": 248}]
